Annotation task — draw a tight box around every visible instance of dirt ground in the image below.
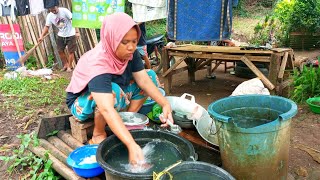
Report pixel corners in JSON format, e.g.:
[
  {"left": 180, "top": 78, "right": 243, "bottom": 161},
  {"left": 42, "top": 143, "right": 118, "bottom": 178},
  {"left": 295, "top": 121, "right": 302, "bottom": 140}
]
[
  {"left": 164, "top": 65, "right": 320, "bottom": 180},
  {"left": 0, "top": 50, "right": 319, "bottom": 179}
]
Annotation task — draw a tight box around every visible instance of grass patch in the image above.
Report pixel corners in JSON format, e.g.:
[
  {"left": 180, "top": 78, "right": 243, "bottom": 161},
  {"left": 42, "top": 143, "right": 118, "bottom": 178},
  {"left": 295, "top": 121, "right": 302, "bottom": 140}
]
[
  {"left": 146, "top": 19, "right": 166, "bottom": 38},
  {"left": 0, "top": 75, "right": 69, "bottom": 118}
]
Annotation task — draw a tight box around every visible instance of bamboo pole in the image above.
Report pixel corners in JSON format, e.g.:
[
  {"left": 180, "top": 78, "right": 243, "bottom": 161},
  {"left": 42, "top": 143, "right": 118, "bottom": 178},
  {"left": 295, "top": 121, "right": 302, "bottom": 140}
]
[
  {"left": 47, "top": 136, "right": 73, "bottom": 156},
  {"left": 39, "top": 139, "right": 68, "bottom": 165},
  {"left": 57, "top": 130, "right": 84, "bottom": 149},
  {"left": 21, "top": 16, "right": 40, "bottom": 67},
  {"left": 7, "top": 17, "right": 22, "bottom": 57},
  {"left": 28, "top": 145, "right": 85, "bottom": 180},
  {"left": 30, "top": 15, "right": 47, "bottom": 63},
  {"left": 25, "top": 15, "right": 46, "bottom": 67}
]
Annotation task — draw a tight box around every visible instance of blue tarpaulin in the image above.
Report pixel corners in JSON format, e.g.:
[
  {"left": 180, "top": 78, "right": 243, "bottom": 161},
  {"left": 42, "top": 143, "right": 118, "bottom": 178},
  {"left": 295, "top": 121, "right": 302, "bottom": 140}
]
[{"left": 167, "top": 0, "right": 237, "bottom": 41}]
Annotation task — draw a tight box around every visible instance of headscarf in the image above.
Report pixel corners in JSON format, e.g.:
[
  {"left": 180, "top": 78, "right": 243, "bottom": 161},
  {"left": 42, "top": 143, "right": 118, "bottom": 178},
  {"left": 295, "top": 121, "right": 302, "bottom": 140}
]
[{"left": 66, "top": 12, "right": 141, "bottom": 93}]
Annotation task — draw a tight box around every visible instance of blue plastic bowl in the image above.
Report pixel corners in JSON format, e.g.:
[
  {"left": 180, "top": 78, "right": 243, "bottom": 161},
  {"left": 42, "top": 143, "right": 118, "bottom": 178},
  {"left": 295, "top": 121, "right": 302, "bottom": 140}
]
[
  {"left": 66, "top": 145, "right": 104, "bottom": 178},
  {"left": 138, "top": 88, "right": 166, "bottom": 115}
]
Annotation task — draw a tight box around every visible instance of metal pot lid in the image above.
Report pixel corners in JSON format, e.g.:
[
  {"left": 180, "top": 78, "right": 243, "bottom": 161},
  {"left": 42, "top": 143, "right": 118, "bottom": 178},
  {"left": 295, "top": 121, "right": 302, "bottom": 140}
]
[{"left": 119, "top": 112, "right": 149, "bottom": 126}]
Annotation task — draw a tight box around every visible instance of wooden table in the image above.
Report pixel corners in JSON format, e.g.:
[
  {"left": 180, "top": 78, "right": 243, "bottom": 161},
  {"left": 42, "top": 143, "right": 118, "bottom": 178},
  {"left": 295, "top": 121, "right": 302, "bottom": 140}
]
[{"left": 161, "top": 45, "right": 295, "bottom": 95}]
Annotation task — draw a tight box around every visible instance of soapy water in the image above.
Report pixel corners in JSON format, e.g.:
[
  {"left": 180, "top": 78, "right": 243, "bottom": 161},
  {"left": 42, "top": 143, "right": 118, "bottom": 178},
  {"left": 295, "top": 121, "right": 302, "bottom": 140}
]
[
  {"left": 107, "top": 139, "right": 183, "bottom": 174},
  {"left": 78, "top": 155, "right": 97, "bottom": 166},
  {"left": 120, "top": 140, "right": 157, "bottom": 173}
]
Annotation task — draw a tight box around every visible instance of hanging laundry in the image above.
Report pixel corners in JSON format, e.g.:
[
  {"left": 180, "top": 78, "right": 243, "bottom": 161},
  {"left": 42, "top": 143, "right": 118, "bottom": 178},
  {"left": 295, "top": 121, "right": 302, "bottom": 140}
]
[
  {"left": 0, "top": 0, "right": 17, "bottom": 21},
  {"left": 29, "top": 0, "right": 44, "bottom": 15},
  {"left": 43, "top": 0, "right": 58, "bottom": 9},
  {"left": 16, "top": 0, "right": 29, "bottom": 16}
]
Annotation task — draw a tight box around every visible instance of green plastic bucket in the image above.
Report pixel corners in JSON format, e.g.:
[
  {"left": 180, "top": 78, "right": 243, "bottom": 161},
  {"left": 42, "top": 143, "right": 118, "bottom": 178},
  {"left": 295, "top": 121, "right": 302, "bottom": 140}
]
[
  {"left": 208, "top": 95, "right": 297, "bottom": 180},
  {"left": 306, "top": 97, "right": 320, "bottom": 114}
]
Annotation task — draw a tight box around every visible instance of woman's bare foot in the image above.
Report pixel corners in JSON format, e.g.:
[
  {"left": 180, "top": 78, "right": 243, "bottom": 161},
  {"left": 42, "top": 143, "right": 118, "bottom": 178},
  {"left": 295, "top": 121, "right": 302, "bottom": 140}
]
[
  {"left": 66, "top": 68, "right": 72, "bottom": 72},
  {"left": 91, "top": 133, "right": 107, "bottom": 144}
]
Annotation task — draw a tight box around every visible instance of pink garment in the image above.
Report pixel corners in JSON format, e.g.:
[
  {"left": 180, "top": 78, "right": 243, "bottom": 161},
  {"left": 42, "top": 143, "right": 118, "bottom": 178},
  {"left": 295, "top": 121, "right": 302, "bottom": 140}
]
[{"left": 66, "top": 12, "right": 141, "bottom": 93}]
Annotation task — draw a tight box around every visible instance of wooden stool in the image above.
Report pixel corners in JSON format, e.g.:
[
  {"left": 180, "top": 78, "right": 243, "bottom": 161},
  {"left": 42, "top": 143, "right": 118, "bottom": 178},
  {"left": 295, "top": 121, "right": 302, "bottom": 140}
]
[{"left": 69, "top": 116, "right": 94, "bottom": 143}]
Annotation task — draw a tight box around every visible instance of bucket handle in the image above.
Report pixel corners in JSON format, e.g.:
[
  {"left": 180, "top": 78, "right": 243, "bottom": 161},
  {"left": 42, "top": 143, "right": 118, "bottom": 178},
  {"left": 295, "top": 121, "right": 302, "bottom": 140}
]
[
  {"left": 209, "top": 116, "right": 223, "bottom": 135},
  {"left": 180, "top": 93, "right": 195, "bottom": 103}
]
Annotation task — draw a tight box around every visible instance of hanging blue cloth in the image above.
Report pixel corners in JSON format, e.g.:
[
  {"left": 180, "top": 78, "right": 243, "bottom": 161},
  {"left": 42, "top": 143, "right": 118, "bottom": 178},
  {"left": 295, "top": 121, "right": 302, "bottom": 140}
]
[{"left": 167, "top": 0, "right": 237, "bottom": 41}]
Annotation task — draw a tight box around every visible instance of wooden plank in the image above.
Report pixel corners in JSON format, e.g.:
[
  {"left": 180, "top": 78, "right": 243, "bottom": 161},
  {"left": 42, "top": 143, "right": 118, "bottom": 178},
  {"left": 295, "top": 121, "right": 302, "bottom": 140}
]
[
  {"left": 162, "top": 48, "right": 171, "bottom": 94},
  {"left": 186, "top": 57, "right": 196, "bottom": 83},
  {"left": 36, "top": 114, "right": 71, "bottom": 139},
  {"left": 39, "top": 139, "right": 68, "bottom": 165},
  {"left": 195, "top": 59, "right": 205, "bottom": 69},
  {"left": 287, "top": 50, "right": 295, "bottom": 69},
  {"left": 211, "top": 61, "right": 223, "bottom": 72},
  {"left": 168, "top": 51, "right": 271, "bottom": 62},
  {"left": 162, "top": 54, "right": 187, "bottom": 77},
  {"left": 196, "top": 59, "right": 212, "bottom": 71},
  {"left": 28, "top": 145, "right": 85, "bottom": 180},
  {"left": 241, "top": 56, "right": 275, "bottom": 90},
  {"left": 171, "top": 66, "right": 188, "bottom": 75},
  {"left": 168, "top": 45, "right": 274, "bottom": 54},
  {"left": 278, "top": 52, "right": 289, "bottom": 79},
  {"left": 48, "top": 136, "right": 73, "bottom": 156},
  {"left": 268, "top": 53, "right": 281, "bottom": 94}
]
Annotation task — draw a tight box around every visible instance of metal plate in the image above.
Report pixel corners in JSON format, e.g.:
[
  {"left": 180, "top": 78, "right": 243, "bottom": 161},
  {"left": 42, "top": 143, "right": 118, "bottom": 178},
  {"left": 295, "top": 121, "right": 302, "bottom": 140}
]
[{"left": 119, "top": 112, "right": 149, "bottom": 126}]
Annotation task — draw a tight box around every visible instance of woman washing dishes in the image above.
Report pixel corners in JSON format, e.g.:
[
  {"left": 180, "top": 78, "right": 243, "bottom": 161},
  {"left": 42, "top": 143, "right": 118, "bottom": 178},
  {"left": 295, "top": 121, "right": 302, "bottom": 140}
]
[{"left": 65, "top": 12, "right": 173, "bottom": 165}]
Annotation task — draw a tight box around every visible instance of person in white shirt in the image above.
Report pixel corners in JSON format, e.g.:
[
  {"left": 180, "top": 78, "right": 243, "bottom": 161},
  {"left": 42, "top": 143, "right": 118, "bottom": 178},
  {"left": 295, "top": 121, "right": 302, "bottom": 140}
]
[{"left": 39, "top": 5, "right": 79, "bottom": 72}]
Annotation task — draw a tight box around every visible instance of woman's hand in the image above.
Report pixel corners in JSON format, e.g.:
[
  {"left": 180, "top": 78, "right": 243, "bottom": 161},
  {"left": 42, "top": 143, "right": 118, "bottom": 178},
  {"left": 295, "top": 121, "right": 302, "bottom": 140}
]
[
  {"left": 128, "top": 143, "right": 145, "bottom": 165},
  {"left": 159, "top": 103, "right": 174, "bottom": 127}
]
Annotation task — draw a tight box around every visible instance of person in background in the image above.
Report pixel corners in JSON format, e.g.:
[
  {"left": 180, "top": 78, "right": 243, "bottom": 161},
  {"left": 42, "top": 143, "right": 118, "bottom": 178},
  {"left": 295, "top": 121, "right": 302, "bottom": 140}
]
[
  {"left": 38, "top": 5, "right": 79, "bottom": 72},
  {"left": 65, "top": 13, "right": 173, "bottom": 165},
  {"left": 137, "top": 22, "right": 151, "bottom": 69}
]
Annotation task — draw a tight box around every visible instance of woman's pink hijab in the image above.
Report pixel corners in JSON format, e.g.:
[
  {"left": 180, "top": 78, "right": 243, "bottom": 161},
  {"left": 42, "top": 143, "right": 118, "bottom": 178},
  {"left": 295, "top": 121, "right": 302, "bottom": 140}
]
[{"left": 66, "top": 12, "right": 140, "bottom": 93}]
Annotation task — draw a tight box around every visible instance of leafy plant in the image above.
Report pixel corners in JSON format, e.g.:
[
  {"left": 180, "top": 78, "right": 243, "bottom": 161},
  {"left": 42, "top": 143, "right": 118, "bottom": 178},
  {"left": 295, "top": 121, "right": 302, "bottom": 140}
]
[
  {"left": 288, "top": 0, "right": 320, "bottom": 33},
  {"left": 24, "top": 42, "right": 39, "bottom": 69},
  {"left": 46, "top": 130, "right": 59, "bottom": 137},
  {"left": 0, "top": 133, "right": 60, "bottom": 179},
  {"left": 46, "top": 54, "right": 55, "bottom": 69},
  {"left": 290, "top": 66, "right": 320, "bottom": 103},
  {"left": 0, "top": 48, "right": 5, "bottom": 69}
]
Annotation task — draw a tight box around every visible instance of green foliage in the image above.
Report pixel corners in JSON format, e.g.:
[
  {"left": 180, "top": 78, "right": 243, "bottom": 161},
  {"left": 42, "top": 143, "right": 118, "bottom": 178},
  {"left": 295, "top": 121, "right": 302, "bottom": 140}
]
[
  {"left": 252, "top": 0, "right": 320, "bottom": 46},
  {"left": 0, "top": 48, "right": 4, "bottom": 69},
  {"left": 290, "top": 66, "right": 320, "bottom": 103},
  {"left": 288, "top": 0, "right": 320, "bottom": 33},
  {"left": 0, "top": 76, "right": 69, "bottom": 118},
  {"left": 0, "top": 133, "right": 60, "bottom": 179},
  {"left": 233, "top": 0, "right": 250, "bottom": 17},
  {"left": 46, "top": 130, "right": 59, "bottom": 137},
  {"left": 46, "top": 54, "right": 55, "bottom": 69},
  {"left": 274, "top": 0, "right": 320, "bottom": 34},
  {"left": 146, "top": 19, "right": 166, "bottom": 38},
  {"left": 24, "top": 42, "right": 39, "bottom": 69}
]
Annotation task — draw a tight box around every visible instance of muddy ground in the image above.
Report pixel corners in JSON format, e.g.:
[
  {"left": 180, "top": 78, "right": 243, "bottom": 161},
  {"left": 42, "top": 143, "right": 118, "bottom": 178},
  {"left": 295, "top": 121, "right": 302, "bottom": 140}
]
[{"left": 0, "top": 50, "right": 319, "bottom": 179}]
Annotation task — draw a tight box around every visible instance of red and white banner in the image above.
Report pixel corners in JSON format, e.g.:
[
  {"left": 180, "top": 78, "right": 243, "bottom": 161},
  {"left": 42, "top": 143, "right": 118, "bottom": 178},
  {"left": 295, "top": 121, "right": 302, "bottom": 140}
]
[{"left": 0, "top": 24, "right": 25, "bottom": 70}]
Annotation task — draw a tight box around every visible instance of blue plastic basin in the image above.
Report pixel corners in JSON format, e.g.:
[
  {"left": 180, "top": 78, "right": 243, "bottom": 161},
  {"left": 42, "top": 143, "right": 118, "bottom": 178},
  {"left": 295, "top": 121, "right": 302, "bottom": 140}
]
[{"left": 67, "top": 145, "right": 104, "bottom": 178}]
